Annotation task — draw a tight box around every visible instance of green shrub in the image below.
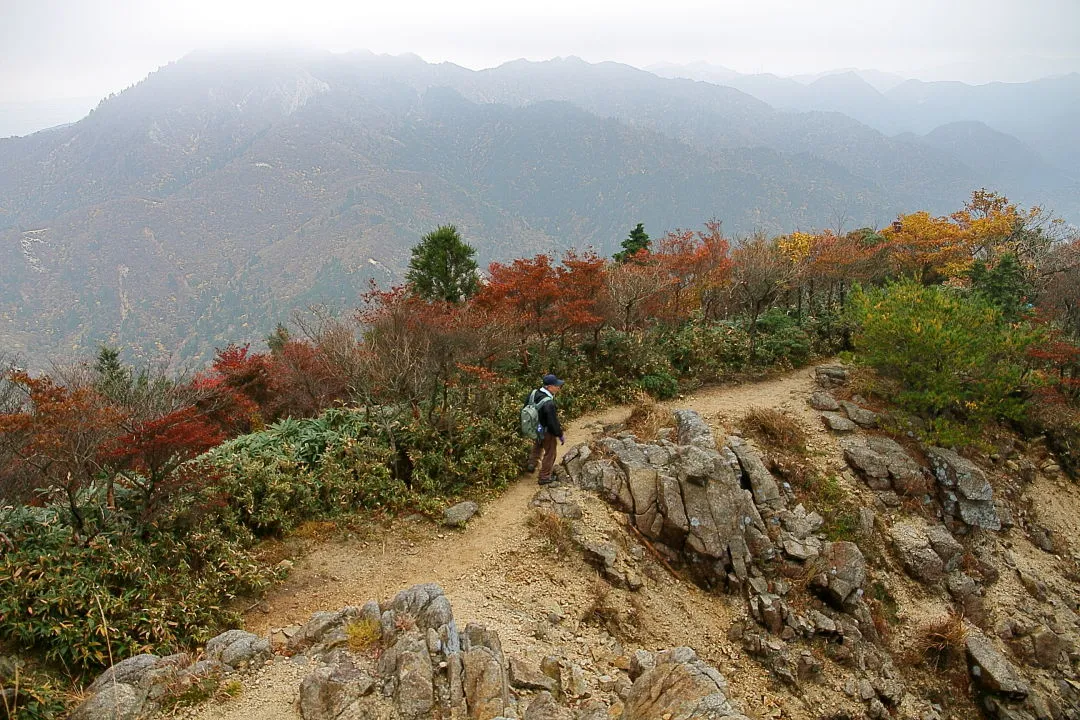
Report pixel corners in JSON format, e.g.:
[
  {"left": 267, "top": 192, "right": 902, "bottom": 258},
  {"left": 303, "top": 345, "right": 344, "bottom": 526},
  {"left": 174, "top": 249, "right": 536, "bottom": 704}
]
[
  {"left": 0, "top": 507, "right": 267, "bottom": 672},
  {"left": 848, "top": 278, "right": 1043, "bottom": 443},
  {"left": 664, "top": 320, "right": 751, "bottom": 381},
  {"left": 752, "top": 309, "right": 812, "bottom": 367},
  {"left": 0, "top": 657, "right": 67, "bottom": 720}
]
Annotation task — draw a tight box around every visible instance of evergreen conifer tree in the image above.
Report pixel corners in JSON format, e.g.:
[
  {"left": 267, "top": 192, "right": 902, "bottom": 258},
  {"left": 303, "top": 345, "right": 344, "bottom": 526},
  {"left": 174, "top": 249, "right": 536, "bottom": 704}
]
[
  {"left": 406, "top": 225, "right": 480, "bottom": 303},
  {"left": 614, "top": 222, "right": 651, "bottom": 263}
]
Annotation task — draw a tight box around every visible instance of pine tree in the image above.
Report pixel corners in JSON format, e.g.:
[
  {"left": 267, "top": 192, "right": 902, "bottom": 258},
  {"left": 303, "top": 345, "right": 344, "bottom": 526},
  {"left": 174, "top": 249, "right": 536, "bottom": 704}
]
[
  {"left": 614, "top": 222, "right": 651, "bottom": 263},
  {"left": 406, "top": 225, "right": 480, "bottom": 303}
]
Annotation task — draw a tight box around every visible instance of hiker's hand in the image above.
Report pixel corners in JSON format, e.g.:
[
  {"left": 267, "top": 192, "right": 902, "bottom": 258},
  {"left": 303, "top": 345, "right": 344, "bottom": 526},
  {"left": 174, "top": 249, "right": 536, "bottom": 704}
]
[{"left": 559, "top": 436, "right": 565, "bottom": 445}]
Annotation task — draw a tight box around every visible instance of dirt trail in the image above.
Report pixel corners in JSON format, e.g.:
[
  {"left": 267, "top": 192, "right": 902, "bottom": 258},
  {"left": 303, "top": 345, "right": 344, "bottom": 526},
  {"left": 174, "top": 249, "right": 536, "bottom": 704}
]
[
  {"left": 188, "top": 368, "right": 823, "bottom": 720},
  {"left": 246, "top": 367, "right": 818, "bottom": 637}
]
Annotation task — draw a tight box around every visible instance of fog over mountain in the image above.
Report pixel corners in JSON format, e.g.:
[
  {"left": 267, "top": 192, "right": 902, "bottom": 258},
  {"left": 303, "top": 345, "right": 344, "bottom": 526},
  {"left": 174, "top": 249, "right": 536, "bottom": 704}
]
[{"left": 1, "top": 49, "right": 1077, "bottom": 367}]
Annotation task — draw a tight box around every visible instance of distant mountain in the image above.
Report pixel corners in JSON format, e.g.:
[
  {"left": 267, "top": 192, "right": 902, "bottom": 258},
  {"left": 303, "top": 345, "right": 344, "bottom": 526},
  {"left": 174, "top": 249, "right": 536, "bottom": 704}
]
[
  {"left": 0, "top": 97, "right": 98, "bottom": 138},
  {"left": 655, "top": 63, "right": 1080, "bottom": 177},
  {"left": 1, "top": 51, "right": 1076, "bottom": 367}
]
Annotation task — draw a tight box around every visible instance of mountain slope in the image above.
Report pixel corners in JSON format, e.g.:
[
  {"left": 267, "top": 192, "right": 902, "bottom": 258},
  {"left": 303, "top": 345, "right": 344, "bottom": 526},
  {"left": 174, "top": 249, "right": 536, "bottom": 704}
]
[{"left": 1, "top": 52, "right": 1074, "bottom": 366}]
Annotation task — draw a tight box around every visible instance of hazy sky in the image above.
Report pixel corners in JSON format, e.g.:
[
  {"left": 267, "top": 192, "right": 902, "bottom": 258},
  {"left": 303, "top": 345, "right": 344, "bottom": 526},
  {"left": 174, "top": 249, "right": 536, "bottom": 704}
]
[{"left": 3, "top": 0, "right": 1079, "bottom": 102}]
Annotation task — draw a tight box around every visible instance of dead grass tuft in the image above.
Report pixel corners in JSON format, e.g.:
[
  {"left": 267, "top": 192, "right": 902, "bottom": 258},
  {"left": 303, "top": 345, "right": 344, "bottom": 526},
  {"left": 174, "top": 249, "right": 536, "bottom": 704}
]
[
  {"left": 581, "top": 579, "right": 643, "bottom": 643},
  {"left": 740, "top": 406, "right": 807, "bottom": 455},
  {"left": 526, "top": 509, "right": 576, "bottom": 556},
  {"left": 626, "top": 390, "right": 668, "bottom": 441},
  {"left": 905, "top": 611, "right": 968, "bottom": 671}
]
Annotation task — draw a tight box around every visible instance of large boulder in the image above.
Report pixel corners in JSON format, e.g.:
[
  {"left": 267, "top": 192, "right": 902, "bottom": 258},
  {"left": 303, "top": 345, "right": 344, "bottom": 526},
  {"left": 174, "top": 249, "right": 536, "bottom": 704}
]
[
  {"left": 927, "top": 448, "right": 1001, "bottom": 531},
  {"left": 623, "top": 647, "right": 748, "bottom": 720}
]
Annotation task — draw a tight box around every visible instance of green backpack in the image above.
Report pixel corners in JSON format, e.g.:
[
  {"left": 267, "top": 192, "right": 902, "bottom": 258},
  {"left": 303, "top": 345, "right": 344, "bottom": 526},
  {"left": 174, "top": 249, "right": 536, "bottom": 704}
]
[{"left": 519, "top": 390, "right": 552, "bottom": 441}]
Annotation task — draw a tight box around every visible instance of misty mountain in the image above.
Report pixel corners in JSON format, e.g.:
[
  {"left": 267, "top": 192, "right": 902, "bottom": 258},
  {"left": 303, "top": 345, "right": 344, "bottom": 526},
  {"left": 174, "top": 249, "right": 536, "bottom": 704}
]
[
  {"left": 1, "top": 51, "right": 1076, "bottom": 366},
  {"left": 654, "top": 62, "right": 1080, "bottom": 175}
]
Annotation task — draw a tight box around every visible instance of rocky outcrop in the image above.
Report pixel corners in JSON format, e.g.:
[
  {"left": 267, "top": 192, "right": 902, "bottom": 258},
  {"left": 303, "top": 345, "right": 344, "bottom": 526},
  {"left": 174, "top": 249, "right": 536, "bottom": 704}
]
[
  {"left": 927, "top": 447, "right": 1002, "bottom": 531},
  {"left": 560, "top": 410, "right": 778, "bottom": 590},
  {"left": 842, "top": 436, "right": 928, "bottom": 495},
  {"left": 72, "top": 632, "right": 265, "bottom": 720}
]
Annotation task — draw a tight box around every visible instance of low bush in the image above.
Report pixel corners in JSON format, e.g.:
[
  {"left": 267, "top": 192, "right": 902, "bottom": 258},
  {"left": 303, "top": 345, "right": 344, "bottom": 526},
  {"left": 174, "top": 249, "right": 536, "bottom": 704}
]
[
  {"left": 0, "top": 507, "right": 268, "bottom": 672},
  {"left": 752, "top": 308, "right": 812, "bottom": 367},
  {"left": 848, "top": 278, "right": 1044, "bottom": 444}
]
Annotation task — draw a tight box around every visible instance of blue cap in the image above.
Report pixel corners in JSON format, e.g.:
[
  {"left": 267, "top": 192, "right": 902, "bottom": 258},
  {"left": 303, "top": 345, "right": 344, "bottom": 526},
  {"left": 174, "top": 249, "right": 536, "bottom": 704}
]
[{"left": 542, "top": 374, "right": 565, "bottom": 387}]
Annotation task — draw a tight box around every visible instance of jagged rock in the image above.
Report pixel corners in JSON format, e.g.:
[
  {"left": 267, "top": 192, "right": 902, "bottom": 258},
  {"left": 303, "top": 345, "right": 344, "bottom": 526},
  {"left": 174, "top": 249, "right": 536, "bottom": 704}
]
[
  {"left": 461, "top": 623, "right": 509, "bottom": 720},
  {"left": 780, "top": 532, "right": 821, "bottom": 561},
  {"left": 530, "top": 486, "right": 583, "bottom": 520},
  {"left": 508, "top": 656, "right": 557, "bottom": 693},
  {"left": 205, "top": 629, "right": 270, "bottom": 669},
  {"left": 727, "top": 436, "right": 784, "bottom": 510},
  {"left": 675, "top": 410, "right": 717, "bottom": 450},
  {"left": 924, "top": 525, "right": 963, "bottom": 571},
  {"left": 387, "top": 632, "right": 435, "bottom": 718},
  {"left": 812, "top": 541, "right": 867, "bottom": 608},
  {"left": 560, "top": 444, "right": 593, "bottom": 486},
  {"left": 70, "top": 682, "right": 146, "bottom": 720},
  {"left": 299, "top": 661, "right": 375, "bottom": 720},
  {"left": 841, "top": 436, "right": 927, "bottom": 494},
  {"left": 623, "top": 647, "right": 747, "bottom": 720},
  {"left": 967, "top": 630, "right": 1031, "bottom": 699},
  {"left": 523, "top": 691, "right": 573, "bottom": 720},
  {"left": 87, "top": 655, "right": 160, "bottom": 694},
  {"left": 563, "top": 411, "right": 774, "bottom": 590},
  {"left": 444, "top": 501, "right": 480, "bottom": 528},
  {"left": 927, "top": 447, "right": 1001, "bottom": 531},
  {"left": 809, "top": 390, "right": 840, "bottom": 411},
  {"left": 890, "top": 523, "right": 945, "bottom": 584},
  {"left": 628, "top": 650, "right": 656, "bottom": 680},
  {"left": 821, "top": 411, "right": 857, "bottom": 433},
  {"left": 841, "top": 401, "right": 879, "bottom": 428},
  {"left": 749, "top": 592, "right": 786, "bottom": 635},
  {"left": 389, "top": 583, "right": 455, "bottom": 633}
]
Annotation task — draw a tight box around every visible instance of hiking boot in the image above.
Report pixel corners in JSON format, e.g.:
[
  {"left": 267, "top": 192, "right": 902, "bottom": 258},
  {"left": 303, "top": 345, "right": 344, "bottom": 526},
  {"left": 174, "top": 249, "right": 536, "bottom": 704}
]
[
  {"left": 526, "top": 463, "right": 537, "bottom": 472},
  {"left": 538, "top": 477, "right": 555, "bottom": 486}
]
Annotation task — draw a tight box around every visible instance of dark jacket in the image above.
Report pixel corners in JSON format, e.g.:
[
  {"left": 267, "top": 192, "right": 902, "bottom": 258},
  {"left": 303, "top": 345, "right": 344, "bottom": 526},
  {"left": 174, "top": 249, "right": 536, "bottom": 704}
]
[{"left": 528, "top": 388, "right": 563, "bottom": 438}]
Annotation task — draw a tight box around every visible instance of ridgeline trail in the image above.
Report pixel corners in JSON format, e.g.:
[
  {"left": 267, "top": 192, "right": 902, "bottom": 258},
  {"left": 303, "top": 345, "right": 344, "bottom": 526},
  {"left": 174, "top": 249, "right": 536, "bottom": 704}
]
[{"left": 187, "top": 368, "right": 821, "bottom": 720}]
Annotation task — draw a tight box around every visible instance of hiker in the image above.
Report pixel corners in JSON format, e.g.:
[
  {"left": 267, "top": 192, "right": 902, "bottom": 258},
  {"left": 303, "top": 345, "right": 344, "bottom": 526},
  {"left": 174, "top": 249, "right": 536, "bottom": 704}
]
[{"left": 525, "top": 374, "right": 565, "bottom": 485}]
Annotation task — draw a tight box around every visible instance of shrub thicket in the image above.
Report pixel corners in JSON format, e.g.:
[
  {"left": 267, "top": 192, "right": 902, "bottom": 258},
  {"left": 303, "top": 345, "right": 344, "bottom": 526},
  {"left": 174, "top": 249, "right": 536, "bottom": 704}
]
[{"left": 848, "top": 278, "right": 1044, "bottom": 444}]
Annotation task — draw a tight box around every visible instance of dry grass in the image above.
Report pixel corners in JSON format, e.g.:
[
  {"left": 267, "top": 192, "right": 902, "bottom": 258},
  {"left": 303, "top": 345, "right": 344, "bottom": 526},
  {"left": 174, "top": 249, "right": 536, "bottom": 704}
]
[
  {"left": 626, "top": 390, "right": 668, "bottom": 441},
  {"left": 904, "top": 611, "right": 968, "bottom": 671},
  {"left": 345, "top": 617, "right": 382, "bottom": 652},
  {"left": 740, "top": 406, "right": 807, "bottom": 455},
  {"left": 526, "top": 509, "right": 576, "bottom": 556},
  {"left": 581, "top": 579, "right": 643, "bottom": 643}
]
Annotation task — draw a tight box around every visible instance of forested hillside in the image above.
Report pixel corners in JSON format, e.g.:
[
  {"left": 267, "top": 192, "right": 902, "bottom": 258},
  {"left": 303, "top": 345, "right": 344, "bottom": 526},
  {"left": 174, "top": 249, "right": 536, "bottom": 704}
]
[{"left": 2, "top": 51, "right": 1076, "bottom": 366}]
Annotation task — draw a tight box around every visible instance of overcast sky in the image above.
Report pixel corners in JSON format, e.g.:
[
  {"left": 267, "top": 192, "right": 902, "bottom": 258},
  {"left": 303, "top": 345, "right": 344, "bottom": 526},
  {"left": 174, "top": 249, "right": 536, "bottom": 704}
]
[{"left": 2, "top": 0, "right": 1079, "bottom": 102}]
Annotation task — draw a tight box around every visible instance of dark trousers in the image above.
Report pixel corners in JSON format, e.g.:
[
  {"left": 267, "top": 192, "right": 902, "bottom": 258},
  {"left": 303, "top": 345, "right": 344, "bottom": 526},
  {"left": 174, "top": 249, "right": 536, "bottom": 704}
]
[{"left": 530, "top": 433, "right": 559, "bottom": 481}]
